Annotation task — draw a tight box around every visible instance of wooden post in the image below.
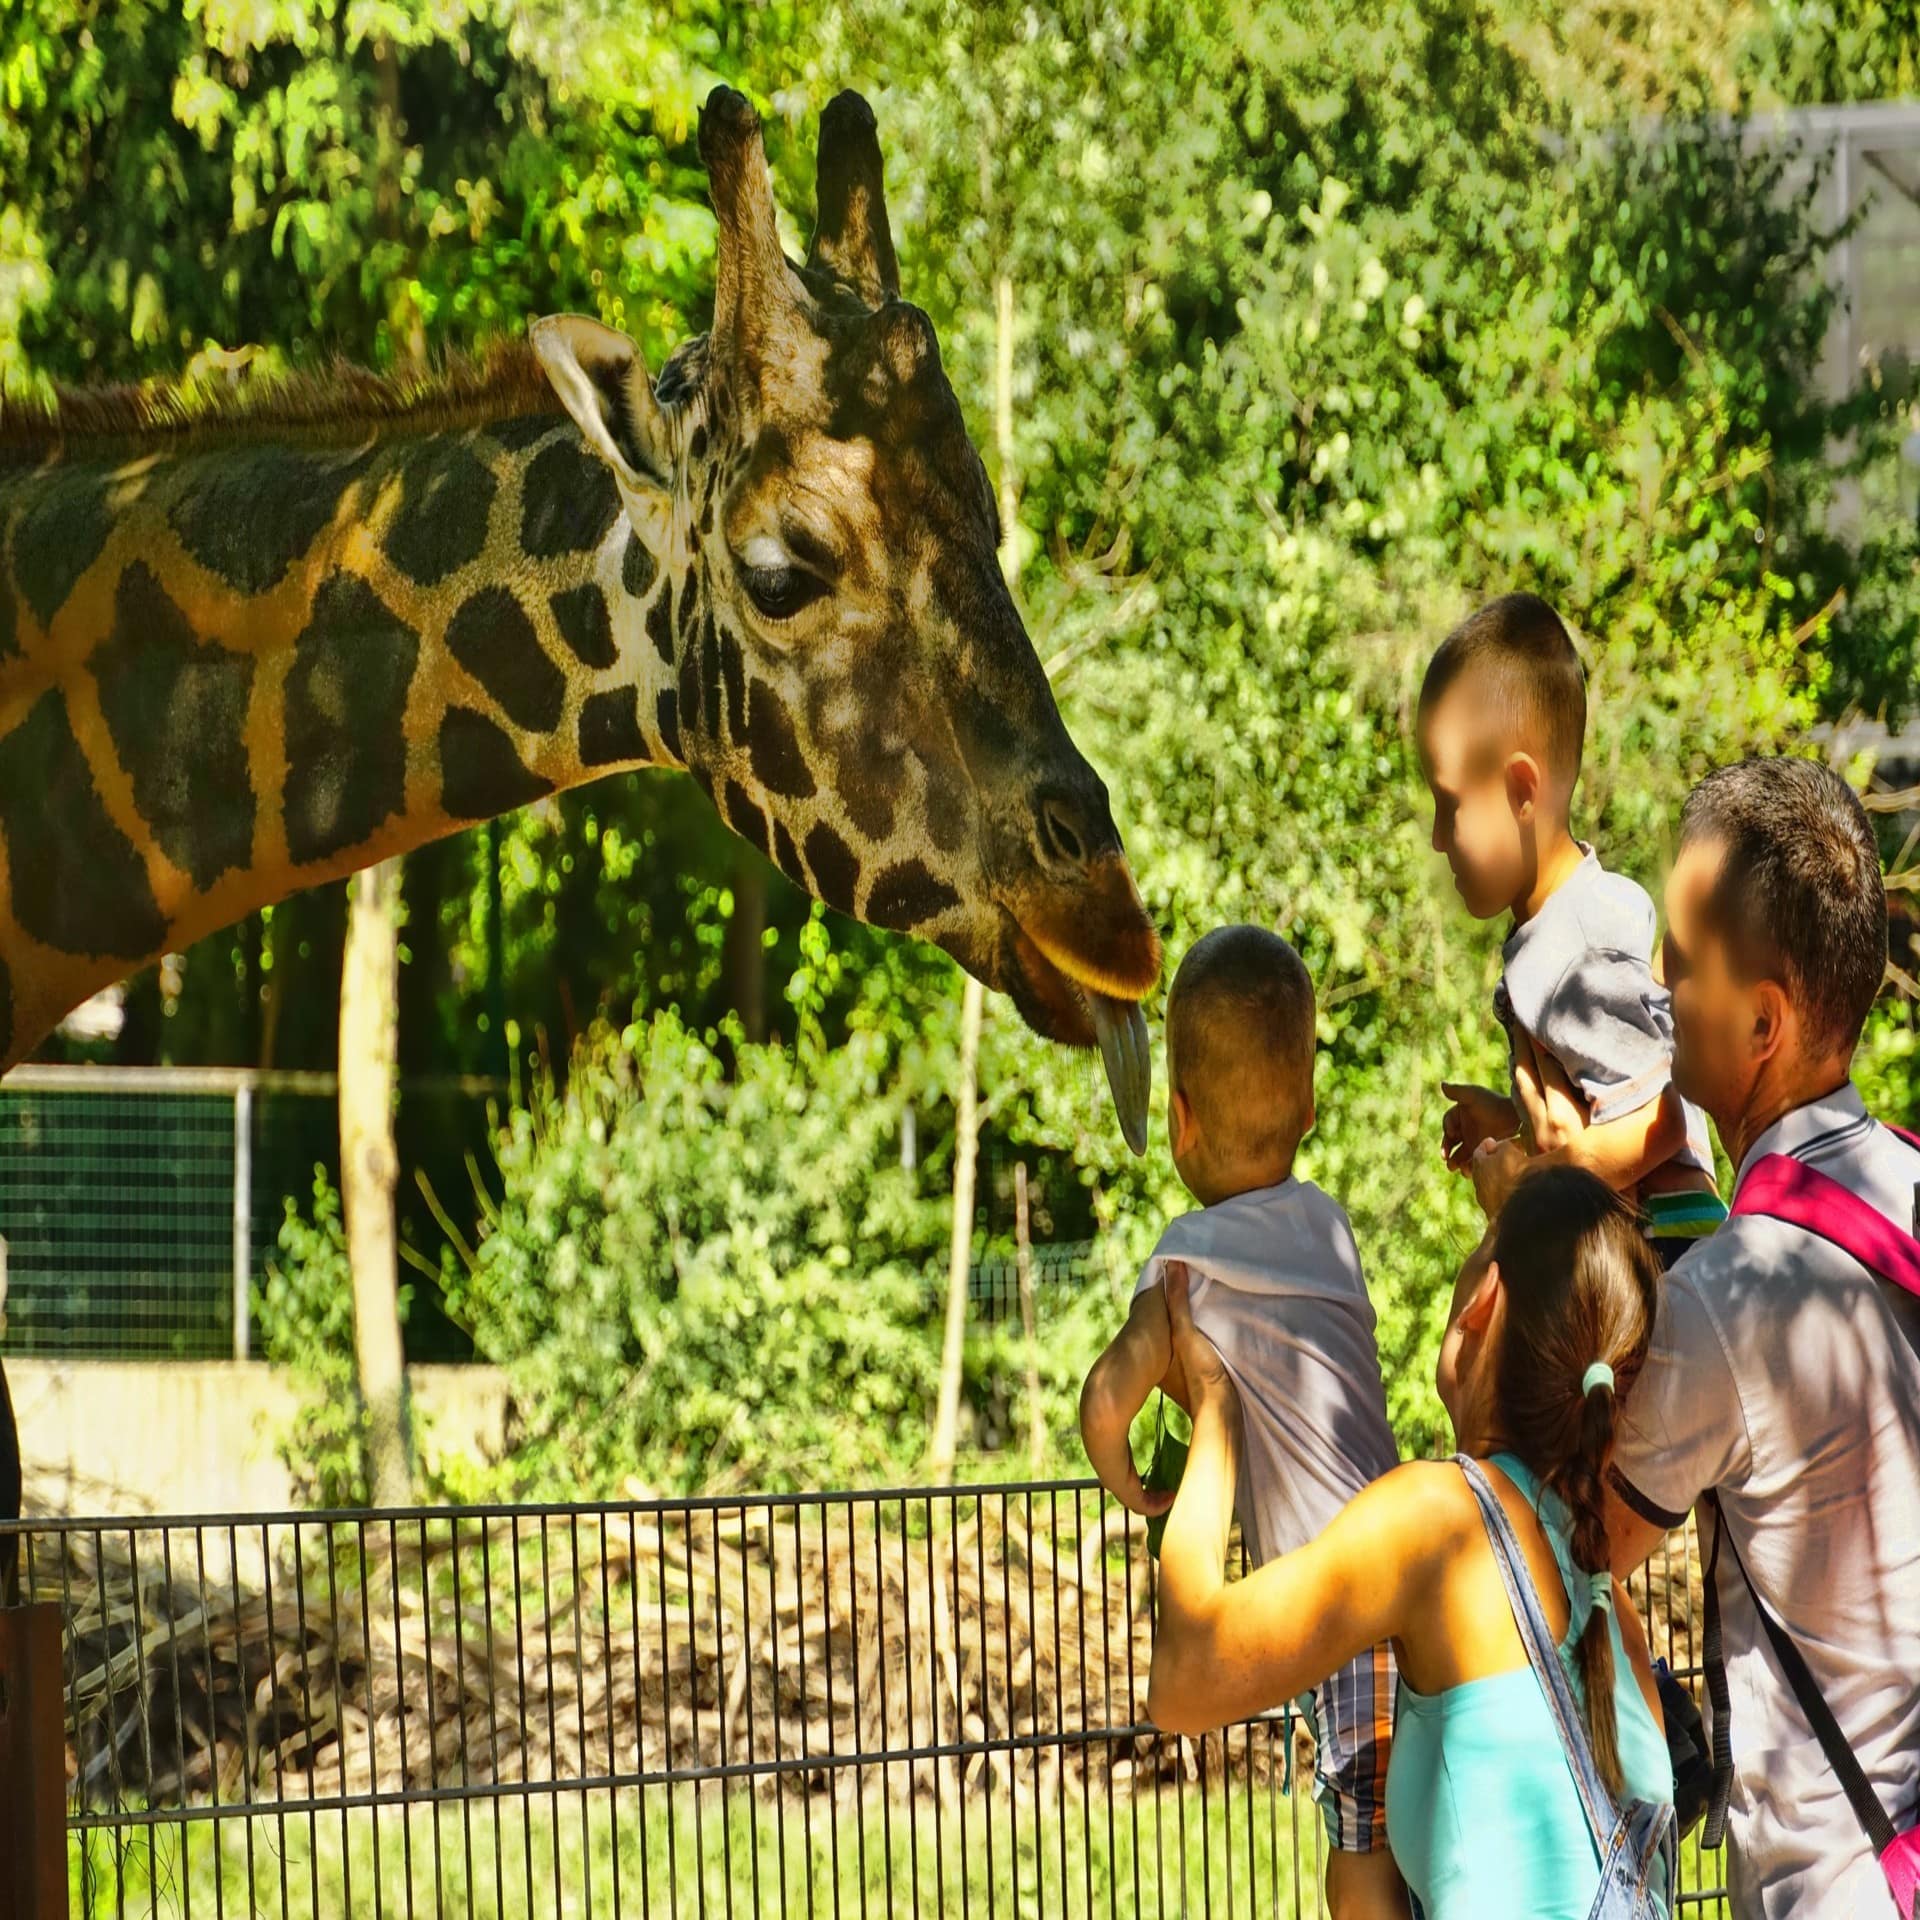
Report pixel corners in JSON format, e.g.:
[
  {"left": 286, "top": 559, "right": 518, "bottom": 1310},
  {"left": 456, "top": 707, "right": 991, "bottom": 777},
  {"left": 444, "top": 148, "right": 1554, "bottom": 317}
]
[
  {"left": 927, "top": 974, "right": 985, "bottom": 1485},
  {"left": 1014, "top": 1162, "right": 1046, "bottom": 1472},
  {"left": 231, "top": 1082, "right": 253, "bottom": 1362},
  {"left": 0, "top": 1602, "right": 67, "bottom": 1919}
]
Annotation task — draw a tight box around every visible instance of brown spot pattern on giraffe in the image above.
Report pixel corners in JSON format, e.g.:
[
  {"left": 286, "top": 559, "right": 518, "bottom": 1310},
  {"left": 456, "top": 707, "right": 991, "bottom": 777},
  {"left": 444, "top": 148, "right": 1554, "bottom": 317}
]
[
  {"left": 283, "top": 573, "right": 420, "bottom": 865},
  {"left": 866, "top": 859, "right": 962, "bottom": 930},
  {"left": 621, "top": 532, "right": 657, "bottom": 601},
  {"left": 11, "top": 465, "right": 113, "bottom": 626},
  {"left": 772, "top": 817, "right": 803, "bottom": 882},
  {"left": 439, "top": 706, "right": 553, "bottom": 818},
  {"left": 549, "top": 582, "right": 618, "bottom": 671},
  {"left": 722, "top": 777, "right": 771, "bottom": 860},
  {"left": 743, "top": 681, "right": 814, "bottom": 798},
  {"left": 0, "top": 688, "right": 166, "bottom": 958},
  {"left": 90, "top": 562, "right": 256, "bottom": 891},
  {"left": 804, "top": 820, "right": 860, "bottom": 915},
  {"left": 520, "top": 437, "right": 620, "bottom": 558},
  {"left": 654, "top": 689, "right": 682, "bottom": 762},
  {"left": 167, "top": 445, "right": 371, "bottom": 597},
  {"left": 579, "top": 688, "right": 648, "bottom": 767},
  {"left": 718, "top": 624, "right": 747, "bottom": 742},
  {"left": 645, "top": 589, "right": 675, "bottom": 665},
  {"left": 447, "top": 586, "right": 565, "bottom": 733},
  {"left": 381, "top": 439, "right": 497, "bottom": 587}
]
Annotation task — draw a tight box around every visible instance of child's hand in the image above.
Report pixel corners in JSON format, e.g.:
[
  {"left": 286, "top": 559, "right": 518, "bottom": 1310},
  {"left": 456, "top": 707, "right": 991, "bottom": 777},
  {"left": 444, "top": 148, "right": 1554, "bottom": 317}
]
[
  {"left": 1470, "top": 1135, "right": 1530, "bottom": 1218},
  {"left": 1511, "top": 1031, "right": 1590, "bottom": 1154},
  {"left": 1440, "top": 1081, "right": 1521, "bottom": 1172},
  {"left": 1111, "top": 1456, "right": 1177, "bottom": 1520}
]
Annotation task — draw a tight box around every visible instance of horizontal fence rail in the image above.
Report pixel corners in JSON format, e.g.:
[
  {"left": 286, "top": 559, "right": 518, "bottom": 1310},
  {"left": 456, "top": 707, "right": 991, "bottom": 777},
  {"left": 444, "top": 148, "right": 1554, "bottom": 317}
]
[{"left": 1, "top": 1483, "right": 1729, "bottom": 1918}]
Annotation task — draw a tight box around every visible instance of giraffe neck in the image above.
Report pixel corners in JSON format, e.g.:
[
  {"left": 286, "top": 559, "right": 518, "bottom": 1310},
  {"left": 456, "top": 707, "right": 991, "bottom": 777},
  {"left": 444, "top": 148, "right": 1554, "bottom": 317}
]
[{"left": 0, "top": 412, "right": 691, "bottom": 1069}]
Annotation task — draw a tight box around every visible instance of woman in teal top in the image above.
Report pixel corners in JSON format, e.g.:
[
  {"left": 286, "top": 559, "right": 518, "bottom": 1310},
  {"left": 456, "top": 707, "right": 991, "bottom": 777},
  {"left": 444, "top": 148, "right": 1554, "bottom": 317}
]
[
  {"left": 1149, "top": 1166, "right": 1676, "bottom": 1920},
  {"left": 1387, "top": 1450, "right": 1672, "bottom": 1915}
]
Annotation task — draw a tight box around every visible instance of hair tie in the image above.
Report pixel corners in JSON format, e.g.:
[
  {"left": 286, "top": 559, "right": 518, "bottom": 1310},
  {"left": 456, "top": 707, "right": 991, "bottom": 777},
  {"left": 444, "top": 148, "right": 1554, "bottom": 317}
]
[
  {"left": 1581, "top": 1360, "right": 1615, "bottom": 1398},
  {"left": 1590, "top": 1570, "right": 1613, "bottom": 1616}
]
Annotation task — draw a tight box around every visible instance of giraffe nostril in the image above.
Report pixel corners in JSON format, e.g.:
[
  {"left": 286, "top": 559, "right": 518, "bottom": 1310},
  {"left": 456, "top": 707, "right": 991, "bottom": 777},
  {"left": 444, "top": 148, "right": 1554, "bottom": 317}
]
[{"left": 1036, "top": 794, "right": 1089, "bottom": 873}]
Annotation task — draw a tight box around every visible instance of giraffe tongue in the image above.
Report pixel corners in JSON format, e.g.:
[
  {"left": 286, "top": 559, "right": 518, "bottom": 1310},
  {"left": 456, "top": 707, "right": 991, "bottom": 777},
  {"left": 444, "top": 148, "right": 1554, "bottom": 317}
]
[{"left": 1089, "top": 992, "right": 1151, "bottom": 1157}]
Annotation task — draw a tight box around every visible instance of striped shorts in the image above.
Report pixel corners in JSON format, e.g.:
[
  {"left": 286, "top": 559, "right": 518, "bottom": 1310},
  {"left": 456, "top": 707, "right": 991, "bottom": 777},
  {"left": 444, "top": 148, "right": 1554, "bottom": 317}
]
[
  {"left": 1643, "top": 1187, "right": 1728, "bottom": 1270},
  {"left": 1306, "top": 1639, "right": 1396, "bottom": 1852}
]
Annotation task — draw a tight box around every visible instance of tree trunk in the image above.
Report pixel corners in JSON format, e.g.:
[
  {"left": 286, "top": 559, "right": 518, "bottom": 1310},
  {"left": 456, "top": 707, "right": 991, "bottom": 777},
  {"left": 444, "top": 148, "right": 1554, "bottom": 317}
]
[
  {"left": 928, "top": 260, "right": 1026, "bottom": 1487},
  {"left": 724, "top": 851, "right": 769, "bottom": 1045},
  {"left": 339, "top": 856, "right": 412, "bottom": 1507},
  {"left": 927, "top": 974, "right": 985, "bottom": 1484}
]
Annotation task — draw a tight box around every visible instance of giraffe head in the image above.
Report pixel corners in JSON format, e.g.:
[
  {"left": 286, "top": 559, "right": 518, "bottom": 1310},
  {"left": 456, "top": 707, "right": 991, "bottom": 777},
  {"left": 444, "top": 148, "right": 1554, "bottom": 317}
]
[{"left": 532, "top": 89, "right": 1160, "bottom": 1140}]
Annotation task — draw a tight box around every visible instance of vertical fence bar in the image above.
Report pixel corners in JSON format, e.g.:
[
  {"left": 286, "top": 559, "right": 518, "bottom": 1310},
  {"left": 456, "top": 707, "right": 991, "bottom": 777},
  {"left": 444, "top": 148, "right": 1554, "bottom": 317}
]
[{"left": 230, "top": 1083, "right": 252, "bottom": 1362}]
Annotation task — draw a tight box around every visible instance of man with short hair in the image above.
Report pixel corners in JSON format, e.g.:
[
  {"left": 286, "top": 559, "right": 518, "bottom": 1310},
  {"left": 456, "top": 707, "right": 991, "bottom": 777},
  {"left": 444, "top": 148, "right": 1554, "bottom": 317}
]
[{"left": 1592, "top": 757, "right": 1920, "bottom": 1918}]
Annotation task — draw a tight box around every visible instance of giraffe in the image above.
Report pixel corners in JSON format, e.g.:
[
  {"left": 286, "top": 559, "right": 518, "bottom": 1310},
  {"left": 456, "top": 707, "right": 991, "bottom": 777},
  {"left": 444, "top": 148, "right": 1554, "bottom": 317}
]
[
  {"left": 0, "top": 86, "right": 1159, "bottom": 1096},
  {"left": 0, "top": 88, "right": 1160, "bottom": 1551}
]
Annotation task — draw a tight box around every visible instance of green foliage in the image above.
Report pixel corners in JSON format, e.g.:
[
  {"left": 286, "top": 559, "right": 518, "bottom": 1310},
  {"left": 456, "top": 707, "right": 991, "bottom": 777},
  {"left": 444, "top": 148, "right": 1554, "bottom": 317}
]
[
  {"left": 256, "top": 1169, "right": 401, "bottom": 1507},
  {"left": 7, "top": 0, "right": 1916, "bottom": 1472},
  {"left": 445, "top": 955, "right": 954, "bottom": 1493}
]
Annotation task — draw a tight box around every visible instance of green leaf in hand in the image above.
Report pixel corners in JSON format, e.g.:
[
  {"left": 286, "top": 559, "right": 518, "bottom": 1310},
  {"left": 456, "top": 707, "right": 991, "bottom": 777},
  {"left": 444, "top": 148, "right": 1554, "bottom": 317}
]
[{"left": 1142, "top": 1419, "right": 1188, "bottom": 1560}]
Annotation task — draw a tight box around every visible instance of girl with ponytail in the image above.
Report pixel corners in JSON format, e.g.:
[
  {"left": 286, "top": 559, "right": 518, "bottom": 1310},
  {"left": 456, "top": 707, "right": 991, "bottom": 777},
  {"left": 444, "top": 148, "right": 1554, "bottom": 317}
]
[{"left": 1148, "top": 1164, "right": 1675, "bottom": 1918}]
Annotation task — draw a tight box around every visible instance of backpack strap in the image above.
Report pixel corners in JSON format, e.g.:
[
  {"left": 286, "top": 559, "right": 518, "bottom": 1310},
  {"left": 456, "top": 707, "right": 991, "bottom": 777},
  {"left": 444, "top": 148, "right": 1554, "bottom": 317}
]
[
  {"left": 1730, "top": 1152, "right": 1920, "bottom": 1300},
  {"left": 1712, "top": 1494, "right": 1899, "bottom": 1860},
  {"left": 1700, "top": 1511, "right": 1735, "bottom": 1849}
]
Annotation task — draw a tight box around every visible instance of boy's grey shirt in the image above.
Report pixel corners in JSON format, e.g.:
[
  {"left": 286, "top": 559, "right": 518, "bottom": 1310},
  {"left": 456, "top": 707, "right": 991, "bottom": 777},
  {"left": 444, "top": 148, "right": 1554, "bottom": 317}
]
[
  {"left": 1133, "top": 1176, "right": 1399, "bottom": 1567},
  {"left": 1496, "top": 844, "right": 1713, "bottom": 1171}
]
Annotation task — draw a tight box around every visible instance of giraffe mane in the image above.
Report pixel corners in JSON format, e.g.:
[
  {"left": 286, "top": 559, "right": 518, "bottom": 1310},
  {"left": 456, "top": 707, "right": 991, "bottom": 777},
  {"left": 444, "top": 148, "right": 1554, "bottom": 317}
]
[{"left": 0, "top": 338, "right": 568, "bottom": 462}]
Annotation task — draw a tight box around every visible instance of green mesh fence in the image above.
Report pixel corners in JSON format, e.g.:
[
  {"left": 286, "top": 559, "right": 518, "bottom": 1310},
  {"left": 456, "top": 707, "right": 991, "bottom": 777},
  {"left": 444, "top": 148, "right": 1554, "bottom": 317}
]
[{"left": 0, "top": 1069, "right": 489, "bottom": 1361}]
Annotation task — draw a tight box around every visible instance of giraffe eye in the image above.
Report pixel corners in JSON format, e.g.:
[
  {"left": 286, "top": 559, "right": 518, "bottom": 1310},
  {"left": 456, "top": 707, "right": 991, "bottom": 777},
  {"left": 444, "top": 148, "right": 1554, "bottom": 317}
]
[{"left": 739, "top": 561, "right": 829, "bottom": 621}]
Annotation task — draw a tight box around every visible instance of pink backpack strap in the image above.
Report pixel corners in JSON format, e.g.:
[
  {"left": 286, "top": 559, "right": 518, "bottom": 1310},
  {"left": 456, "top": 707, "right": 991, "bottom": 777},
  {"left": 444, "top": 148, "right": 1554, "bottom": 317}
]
[{"left": 1731, "top": 1147, "right": 1920, "bottom": 1301}]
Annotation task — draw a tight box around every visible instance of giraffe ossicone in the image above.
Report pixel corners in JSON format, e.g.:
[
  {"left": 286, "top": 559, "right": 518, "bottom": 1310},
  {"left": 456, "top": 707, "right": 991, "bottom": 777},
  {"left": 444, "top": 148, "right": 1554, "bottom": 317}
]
[{"left": 0, "top": 85, "right": 1160, "bottom": 1144}]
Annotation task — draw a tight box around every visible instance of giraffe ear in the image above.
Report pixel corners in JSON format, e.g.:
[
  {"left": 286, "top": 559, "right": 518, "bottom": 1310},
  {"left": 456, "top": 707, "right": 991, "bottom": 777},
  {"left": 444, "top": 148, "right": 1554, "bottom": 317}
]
[
  {"left": 530, "top": 314, "right": 671, "bottom": 487},
  {"left": 807, "top": 91, "right": 899, "bottom": 307}
]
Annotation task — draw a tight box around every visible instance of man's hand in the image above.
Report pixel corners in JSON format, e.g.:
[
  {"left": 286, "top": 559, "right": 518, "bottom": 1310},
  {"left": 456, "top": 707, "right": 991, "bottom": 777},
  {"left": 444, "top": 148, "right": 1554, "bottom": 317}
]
[
  {"left": 1441, "top": 1081, "right": 1521, "bottom": 1173},
  {"left": 1511, "top": 1031, "right": 1590, "bottom": 1155},
  {"left": 1470, "top": 1134, "right": 1531, "bottom": 1218}
]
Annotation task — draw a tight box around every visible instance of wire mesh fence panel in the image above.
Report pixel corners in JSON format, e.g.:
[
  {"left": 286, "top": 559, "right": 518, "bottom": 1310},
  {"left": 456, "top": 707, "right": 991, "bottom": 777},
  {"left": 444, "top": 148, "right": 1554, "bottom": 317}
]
[
  {"left": 2, "top": 1483, "right": 1727, "bottom": 1919},
  {"left": 0, "top": 1075, "right": 245, "bottom": 1359},
  {"left": 0, "top": 1068, "right": 493, "bottom": 1361}
]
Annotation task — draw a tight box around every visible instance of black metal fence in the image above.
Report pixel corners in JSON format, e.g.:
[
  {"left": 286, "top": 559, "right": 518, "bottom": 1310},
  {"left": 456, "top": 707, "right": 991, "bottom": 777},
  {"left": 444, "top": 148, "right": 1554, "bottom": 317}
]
[{"left": 0, "top": 1483, "right": 1728, "bottom": 1918}]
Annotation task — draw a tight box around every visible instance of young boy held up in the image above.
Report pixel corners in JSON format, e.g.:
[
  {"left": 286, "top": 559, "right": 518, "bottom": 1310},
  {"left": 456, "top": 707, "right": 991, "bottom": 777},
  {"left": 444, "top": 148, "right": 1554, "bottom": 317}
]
[
  {"left": 1417, "top": 591, "right": 1724, "bottom": 1258},
  {"left": 1079, "top": 926, "right": 1406, "bottom": 1919}
]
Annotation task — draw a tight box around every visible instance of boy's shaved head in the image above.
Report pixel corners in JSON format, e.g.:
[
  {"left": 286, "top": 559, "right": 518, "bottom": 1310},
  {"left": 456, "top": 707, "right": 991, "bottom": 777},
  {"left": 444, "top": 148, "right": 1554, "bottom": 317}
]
[
  {"left": 1167, "top": 926, "right": 1316, "bottom": 1167},
  {"left": 1420, "top": 591, "right": 1587, "bottom": 785}
]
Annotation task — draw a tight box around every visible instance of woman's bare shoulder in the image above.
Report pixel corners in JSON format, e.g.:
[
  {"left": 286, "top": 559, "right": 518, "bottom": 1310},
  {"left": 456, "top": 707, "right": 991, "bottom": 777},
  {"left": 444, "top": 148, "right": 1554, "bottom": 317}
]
[{"left": 1342, "top": 1459, "right": 1479, "bottom": 1560}]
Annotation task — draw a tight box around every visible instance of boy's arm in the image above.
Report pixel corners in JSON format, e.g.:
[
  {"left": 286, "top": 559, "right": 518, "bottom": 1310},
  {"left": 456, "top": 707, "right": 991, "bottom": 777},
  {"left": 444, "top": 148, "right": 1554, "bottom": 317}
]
[
  {"left": 1080, "top": 1282, "right": 1177, "bottom": 1517},
  {"left": 1515, "top": 1031, "right": 1689, "bottom": 1194}
]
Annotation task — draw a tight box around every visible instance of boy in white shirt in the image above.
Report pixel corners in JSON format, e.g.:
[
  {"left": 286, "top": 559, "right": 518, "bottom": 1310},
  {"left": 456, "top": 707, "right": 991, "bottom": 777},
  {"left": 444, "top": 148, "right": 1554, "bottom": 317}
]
[{"left": 1080, "top": 925, "right": 1405, "bottom": 1919}]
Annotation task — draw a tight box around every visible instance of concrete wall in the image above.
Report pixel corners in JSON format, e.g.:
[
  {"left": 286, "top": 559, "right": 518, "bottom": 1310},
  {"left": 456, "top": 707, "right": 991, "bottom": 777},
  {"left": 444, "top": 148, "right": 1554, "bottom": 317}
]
[{"left": 11, "top": 1358, "right": 509, "bottom": 1517}]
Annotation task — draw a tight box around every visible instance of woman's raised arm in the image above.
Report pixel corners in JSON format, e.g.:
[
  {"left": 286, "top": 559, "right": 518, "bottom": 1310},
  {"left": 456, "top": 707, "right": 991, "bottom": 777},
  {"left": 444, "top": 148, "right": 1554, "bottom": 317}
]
[{"left": 1144, "top": 1263, "right": 1443, "bottom": 1735}]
